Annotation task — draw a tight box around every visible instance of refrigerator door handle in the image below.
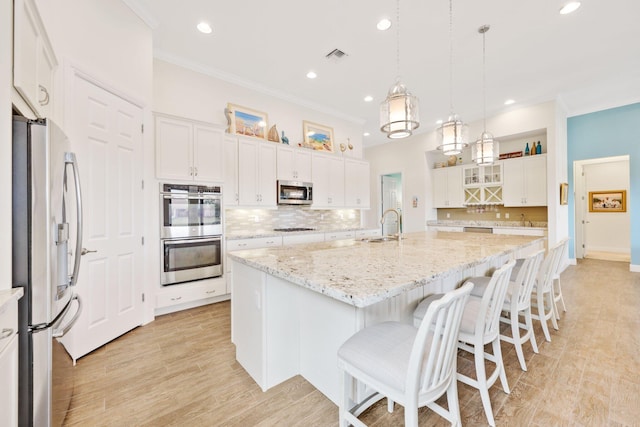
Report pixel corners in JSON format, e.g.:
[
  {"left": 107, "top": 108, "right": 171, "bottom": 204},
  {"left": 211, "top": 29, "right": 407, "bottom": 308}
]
[
  {"left": 52, "top": 294, "right": 82, "bottom": 338},
  {"left": 65, "top": 152, "right": 83, "bottom": 287}
]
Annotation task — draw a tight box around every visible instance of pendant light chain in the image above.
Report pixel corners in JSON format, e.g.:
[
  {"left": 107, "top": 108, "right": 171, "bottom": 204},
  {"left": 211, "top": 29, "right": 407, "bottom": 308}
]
[
  {"left": 449, "top": 0, "right": 453, "bottom": 114},
  {"left": 396, "top": 0, "right": 400, "bottom": 79},
  {"left": 482, "top": 26, "right": 487, "bottom": 132}
]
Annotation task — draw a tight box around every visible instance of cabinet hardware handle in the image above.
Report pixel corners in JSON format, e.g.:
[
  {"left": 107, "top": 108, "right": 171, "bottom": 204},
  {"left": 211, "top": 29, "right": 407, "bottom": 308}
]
[
  {"left": 194, "top": 167, "right": 198, "bottom": 176},
  {"left": 38, "top": 85, "right": 50, "bottom": 106},
  {"left": 1, "top": 328, "right": 14, "bottom": 339},
  {"left": 206, "top": 290, "right": 217, "bottom": 294},
  {"left": 170, "top": 296, "right": 182, "bottom": 301}
]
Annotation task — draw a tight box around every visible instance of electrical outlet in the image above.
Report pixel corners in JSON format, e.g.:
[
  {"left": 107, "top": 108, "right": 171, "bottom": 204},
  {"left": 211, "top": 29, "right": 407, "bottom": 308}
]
[
  {"left": 446, "top": 213, "right": 451, "bottom": 218},
  {"left": 505, "top": 213, "right": 510, "bottom": 219},
  {"left": 496, "top": 213, "right": 501, "bottom": 219},
  {"left": 253, "top": 215, "right": 259, "bottom": 222}
]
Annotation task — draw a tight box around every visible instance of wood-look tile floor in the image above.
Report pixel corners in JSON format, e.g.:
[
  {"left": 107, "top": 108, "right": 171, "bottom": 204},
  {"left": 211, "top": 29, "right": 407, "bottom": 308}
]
[{"left": 61, "top": 259, "right": 640, "bottom": 426}]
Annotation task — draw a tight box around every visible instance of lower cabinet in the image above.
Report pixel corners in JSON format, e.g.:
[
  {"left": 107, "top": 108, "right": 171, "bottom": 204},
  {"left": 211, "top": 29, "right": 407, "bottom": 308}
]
[
  {"left": 0, "top": 295, "right": 19, "bottom": 427},
  {"left": 155, "top": 277, "right": 227, "bottom": 315},
  {"left": 324, "top": 230, "right": 355, "bottom": 241}
]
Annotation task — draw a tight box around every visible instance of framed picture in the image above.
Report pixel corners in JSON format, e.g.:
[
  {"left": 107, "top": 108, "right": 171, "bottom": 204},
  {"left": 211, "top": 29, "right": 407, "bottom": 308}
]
[
  {"left": 303, "top": 121, "right": 334, "bottom": 152},
  {"left": 226, "top": 103, "right": 268, "bottom": 139},
  {"left": 559, "top": 183, "right": 568, "bottom": 205},
  {"left": 588, "top": 190, "right": 626, "bottom": 212}
]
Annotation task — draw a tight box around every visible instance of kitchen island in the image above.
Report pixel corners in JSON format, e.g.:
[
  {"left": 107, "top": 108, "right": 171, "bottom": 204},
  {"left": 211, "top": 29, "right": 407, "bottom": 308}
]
[{"left": 228, "top": 231, "right": 545, "bottom": 404}]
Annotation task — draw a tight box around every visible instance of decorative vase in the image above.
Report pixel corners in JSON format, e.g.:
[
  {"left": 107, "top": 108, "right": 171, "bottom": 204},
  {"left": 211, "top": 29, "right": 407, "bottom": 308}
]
[{"left": 281, "top": 131, "right": 289, "bottom": 145}]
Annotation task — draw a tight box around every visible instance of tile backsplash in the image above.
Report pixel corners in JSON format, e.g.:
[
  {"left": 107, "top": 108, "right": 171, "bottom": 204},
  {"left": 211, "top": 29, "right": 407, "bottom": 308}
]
[
  {"left": 437, "top": 206, "right": 548, "bottom": 225},
  {"left": 225, "top": 206, "right": 361, "bottom": 234}
]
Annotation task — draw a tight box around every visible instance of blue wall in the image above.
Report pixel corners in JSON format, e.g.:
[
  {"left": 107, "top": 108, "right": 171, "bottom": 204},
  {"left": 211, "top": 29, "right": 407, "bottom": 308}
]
[{"left": 567, "top": 102, "right": 640, "bottom": 264}]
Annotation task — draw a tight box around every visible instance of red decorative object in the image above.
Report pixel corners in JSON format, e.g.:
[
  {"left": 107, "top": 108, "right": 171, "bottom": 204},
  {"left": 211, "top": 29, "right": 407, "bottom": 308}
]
[{"left": 498, "top": 151, "right": 523, "bottom": 160}]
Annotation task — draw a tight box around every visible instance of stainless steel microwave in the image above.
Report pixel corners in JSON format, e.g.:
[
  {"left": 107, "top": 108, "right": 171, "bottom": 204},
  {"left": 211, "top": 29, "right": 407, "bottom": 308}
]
[{"left": 277, "top": 180, "right": 313, "bottom": 205}]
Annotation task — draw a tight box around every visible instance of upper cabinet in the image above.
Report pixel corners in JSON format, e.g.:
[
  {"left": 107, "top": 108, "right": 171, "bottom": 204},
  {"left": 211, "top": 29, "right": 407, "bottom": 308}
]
[
  {"left": 344, "top": 158, "right": 370, "bottom": 208},
  {"left": 432, "top": 166, "right": 464, "bottom": 208},
  {"left": 462, "top": 163, "right": 503, "bottom": 205},
  {"left": 311, "top": 152, "right": 345, "bottom": 209},
  {"left": 13, "top": 0, "right": 57, "bottom": 118},
  {"left": 276, "top": 145, "right": 312, "bottom": 182},
  {"left": 223, "top": 136, "right": 239, "bottom": 207},
  {"left": 237, "top": 137, "right": 277, "bottom": 208},
  {"left": 502, "top": 155, "right": 547, "bottom": 207},
  {"left": 155, "top": 114, "right": 224, "bottom": 182}
]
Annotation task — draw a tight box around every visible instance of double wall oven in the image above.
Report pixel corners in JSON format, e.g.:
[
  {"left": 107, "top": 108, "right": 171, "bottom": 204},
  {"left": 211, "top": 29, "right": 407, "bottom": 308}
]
[{"left": 160, "top": 183, "right": 223, "bottom": 286}]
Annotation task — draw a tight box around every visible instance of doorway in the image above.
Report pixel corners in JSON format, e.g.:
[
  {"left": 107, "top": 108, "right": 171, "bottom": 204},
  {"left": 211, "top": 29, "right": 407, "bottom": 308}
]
[
  {"left": 574, "top": 155, "right": 630, "bottom": 262},
  {"left": 381, "top": 173, "right": 402, "bottom": 235}
]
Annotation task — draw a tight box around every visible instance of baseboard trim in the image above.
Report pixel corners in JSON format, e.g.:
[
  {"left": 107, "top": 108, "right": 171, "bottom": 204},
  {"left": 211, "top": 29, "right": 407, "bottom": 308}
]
[{"left": 630, "top": 264, "right": 640, "bottom": 273}]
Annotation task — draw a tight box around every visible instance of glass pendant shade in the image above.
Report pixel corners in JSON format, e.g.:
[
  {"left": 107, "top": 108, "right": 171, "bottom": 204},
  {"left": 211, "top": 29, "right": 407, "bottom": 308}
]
[
  {"left": 436, "top": 114, "right": 468, "bottom": 155},
  {"left": 472, "top": 131, "right": 499, "bottom": 165},
  {"left": 380, "top": 80, "right": 419, "bottom": 139}
]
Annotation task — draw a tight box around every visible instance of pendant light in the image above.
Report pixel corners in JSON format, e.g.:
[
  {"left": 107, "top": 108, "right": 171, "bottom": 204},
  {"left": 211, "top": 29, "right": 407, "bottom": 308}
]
[
  {"left": 472, "top": 25, "right": 499, "bottom": 165},
  {"left": 437, "top": 0, "right": 468, "bottom": 155},
  {"left": 380, "top": 0, "right": 419, "bottom": 139}
]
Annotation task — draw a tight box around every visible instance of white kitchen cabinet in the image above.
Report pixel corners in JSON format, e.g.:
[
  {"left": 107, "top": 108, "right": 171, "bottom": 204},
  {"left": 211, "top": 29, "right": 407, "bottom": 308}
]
[
  {"left": 238, "top": 137, "right": 277, "bottom": 207},
  {"left": 224, "top": 136, "right": 239, "bottom": 206},
  {"left": 428, "top": 225, "right": 464, "bottom": 232},
  {"left": 344, "top": 158, "right": 371, "bottom": 208},
  {"left": 493, "top": 227, "right": 547, "bottom": 237},
  {"left": 155, "top": 114, "right": 224, "bottom": 182},
  {"left": 0, "top": 294, "right": 19, "bottom": 427},
  {"left": 282, "top": 233, "right": 325, "bottom": 245},
  {"left": 276, "top": 145, "right": 312, "bottom": 182},
  {"left": 432, "top": 166, "right": 464, "bottom": 208},
  {"left": 324, "top": 230, "right": 355, "bottom": 241},
  {"left": 311, "top": 152, "right": 345, "bottom": 209},
  {"left": 13, "top": 0, "right": 57, "bottom": 119},
  {"left": 155, "top": 277, "right": 228, "bottom": 315},
  {"left": 226, "top": 236, "right": 283, "bottom": 294},
  {"left": 502, "top": 155, "right": 547, "bottom": 207},
  {"left": 355, "top": 228, "right": 382, "bottom": 239},
  {"left": 463, "top": 163, "right": 503, "bottom": 205}
]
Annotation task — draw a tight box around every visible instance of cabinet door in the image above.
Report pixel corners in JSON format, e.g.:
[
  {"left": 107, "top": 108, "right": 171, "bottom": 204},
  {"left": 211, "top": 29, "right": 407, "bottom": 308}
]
[
  {"left": 311, "top": 153, "right": 330, "bottom": 208},
  {"left": 238, "top": 138, "right": 259, "bottom": 205},
  {"left": 432, "top": 168, "right": 449, "bottom": 208},
  {"left": 344, "top": 159, "right": 370, "bottom": 208},
  {"left": 155, "top": 116, "right": 193, "bottom": 180},
  {"left": 328, "top": 156, "right": 345, "bottom": 207},
  {"left": 193, "top": 125, "right": 224, "bottom": 182},
  {"left": 223, "top": 137, "right": 239, "bottom": 206},
  {"left": 257, "top": 143, "right": 277, "bottom": 207},
  {"left": 0, "top": 335, "right": 18, "bottom": 427},
  {"left": 13, "top": 0, "right": 57, "bottom": 118},
  {"left": 502, "top": 158, "right": 525, "bottom": 206},
  {"left": 446, "top": 168, "right": 464, "bottom": 207},
  {"left": 276, "top": 145, "right": 296, "bottom": 181},
  {"left": 523, "top": 155, "right": 547, "bottom": 206}
]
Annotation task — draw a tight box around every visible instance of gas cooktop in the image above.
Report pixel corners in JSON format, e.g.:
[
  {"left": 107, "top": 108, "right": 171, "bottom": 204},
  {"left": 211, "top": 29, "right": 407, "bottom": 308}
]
[{"left": 273, "top": 227, "right": 316, "bottom": 232}]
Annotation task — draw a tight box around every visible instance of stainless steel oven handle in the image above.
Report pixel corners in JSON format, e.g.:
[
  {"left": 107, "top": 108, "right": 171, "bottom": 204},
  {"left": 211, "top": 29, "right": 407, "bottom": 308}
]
[
  {"left": 162, "top": 194, "right": 222, "bottom": 200},
  {"left": 163, "top": 237, "right": 222, "bottom": 245}
]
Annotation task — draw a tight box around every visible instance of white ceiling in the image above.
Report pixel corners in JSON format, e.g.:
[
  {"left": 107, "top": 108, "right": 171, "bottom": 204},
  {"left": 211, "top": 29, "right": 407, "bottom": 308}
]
[{"left": 124, "top": 0, "right": 640, "bottom": 147}]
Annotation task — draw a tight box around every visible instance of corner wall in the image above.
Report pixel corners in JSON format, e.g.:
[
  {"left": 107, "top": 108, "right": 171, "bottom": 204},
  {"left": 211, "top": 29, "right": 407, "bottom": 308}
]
[{"left": 567, "top": 102, "right": 640, "bottom": 268}]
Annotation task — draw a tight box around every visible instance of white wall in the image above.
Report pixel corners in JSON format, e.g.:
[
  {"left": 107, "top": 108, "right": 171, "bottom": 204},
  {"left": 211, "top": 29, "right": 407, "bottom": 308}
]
[
  {"left": 0, "top": 0, "right": 13, "bottom": 290},
  {"left": 153, "top": 59, "right": 365, "bottom": 159},
  {"left": 364, "top": 101, "right": 568, "bottom": 244},
  {"left": 34, "top": 0, "right": 156, "bottom": 323}
]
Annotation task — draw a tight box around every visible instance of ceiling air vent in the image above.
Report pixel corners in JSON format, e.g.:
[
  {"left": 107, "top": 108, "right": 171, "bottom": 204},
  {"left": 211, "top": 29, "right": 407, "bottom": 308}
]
[{"left": 325, "top": 48, "right": 348, "bottom": 62}]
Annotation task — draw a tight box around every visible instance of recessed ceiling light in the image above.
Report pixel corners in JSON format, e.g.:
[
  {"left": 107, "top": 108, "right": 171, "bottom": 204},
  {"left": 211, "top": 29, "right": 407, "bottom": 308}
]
[
  {"left": 377, "top": 18, "right": 392, "bottom": 31},
  {"left": 306, "top": 71, "right": 317, "bottom": 79},
  {"left": 364, "top": 95, "right": 373, "bottom": 102},
  {"left": 197, "top": 22, "right": 212, "bottom": 34},
  {"left": 363, "top": 132, "right": 370, "bottom": 137},
  {"left": 435, "top": 119, "right": 443, "bottom": 125},
  {"left": 559, "top": 1, "right": 581, "bottom": 14},
  {"left": 504, "top": 99, "right": 515, "bottom": 105}
]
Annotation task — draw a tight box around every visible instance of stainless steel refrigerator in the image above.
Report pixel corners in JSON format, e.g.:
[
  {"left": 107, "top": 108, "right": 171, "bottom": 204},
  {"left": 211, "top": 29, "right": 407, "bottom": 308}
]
[{"left": 12, "top": 116, "right": 83, "bottom": 427}]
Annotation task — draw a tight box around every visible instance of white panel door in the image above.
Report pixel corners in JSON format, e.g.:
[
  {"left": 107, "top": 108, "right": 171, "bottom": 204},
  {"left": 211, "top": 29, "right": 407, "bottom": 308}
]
[{"left": 59, "top": 73, "right": 144, "bottom": 361}]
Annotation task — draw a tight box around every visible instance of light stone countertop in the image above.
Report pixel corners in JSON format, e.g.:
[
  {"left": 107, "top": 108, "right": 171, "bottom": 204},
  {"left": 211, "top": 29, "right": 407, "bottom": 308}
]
[
  {"left": 228, "top": 231, "right": 545, "bottom": 307},
  {"left": 226, "top": 227, "right": 375, "bottom": 240},
  {"left": 0, "top": 288, "right": 24, "bottom": 312},
  {"left": 427, "top": 220, "right": 547, "bottom": 230}
]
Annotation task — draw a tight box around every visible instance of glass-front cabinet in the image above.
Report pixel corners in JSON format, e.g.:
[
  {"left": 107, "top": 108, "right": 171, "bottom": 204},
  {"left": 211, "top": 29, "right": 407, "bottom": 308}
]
[{"left": 463, "top": 163, "right": 503, "bottom": 205}]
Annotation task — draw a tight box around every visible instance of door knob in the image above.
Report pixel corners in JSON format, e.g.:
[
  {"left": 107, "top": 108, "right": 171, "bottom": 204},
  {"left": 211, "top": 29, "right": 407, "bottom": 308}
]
[{"left": 81, "top": 248, "right": 97, "bottom": 256}]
